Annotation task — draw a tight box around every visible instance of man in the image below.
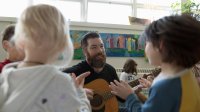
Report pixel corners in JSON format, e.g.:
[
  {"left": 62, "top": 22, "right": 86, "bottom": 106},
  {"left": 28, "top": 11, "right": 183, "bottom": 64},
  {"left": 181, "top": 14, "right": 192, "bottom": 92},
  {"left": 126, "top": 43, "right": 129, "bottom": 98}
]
[
  {"left": 63, "top": 32, "right": 122, "bottom": 112},
  {"left": 0, "top": 24, "right": 24, "bottom": 73}
]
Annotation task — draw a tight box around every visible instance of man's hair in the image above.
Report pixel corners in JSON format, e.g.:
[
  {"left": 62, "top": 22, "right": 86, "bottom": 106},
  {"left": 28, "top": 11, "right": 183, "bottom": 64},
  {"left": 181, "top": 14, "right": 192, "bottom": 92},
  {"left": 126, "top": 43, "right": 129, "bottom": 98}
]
[
  {"left": 1, "top": 24, "right": 15, "bottom": 43},
  {"left": 141, "top": 14, "right": 200, "bottom": 68},
  {"left": 122, "top": 58, "right": 137, "bottom": 74},
  {"left": 81, "top": 32, "right": 101, "bottom": 48}
]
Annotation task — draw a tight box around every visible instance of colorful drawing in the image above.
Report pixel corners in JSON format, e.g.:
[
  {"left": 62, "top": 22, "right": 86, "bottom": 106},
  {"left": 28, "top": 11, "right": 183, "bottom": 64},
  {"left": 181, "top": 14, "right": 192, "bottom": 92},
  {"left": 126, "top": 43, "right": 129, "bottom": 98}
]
[
  {"left": 70, "top": 30, "right": 90, "bottom": 59},
  {"left": 70, "top": 30, "right": 145, "bottom": 59},
  {"left": 100, "top": 33, "right": 144, "bottom": 57}
]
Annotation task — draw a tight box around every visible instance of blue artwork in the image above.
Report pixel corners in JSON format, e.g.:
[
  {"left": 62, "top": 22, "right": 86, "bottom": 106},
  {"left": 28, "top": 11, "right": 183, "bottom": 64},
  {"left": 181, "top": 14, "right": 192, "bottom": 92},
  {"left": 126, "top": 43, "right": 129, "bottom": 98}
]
[
  {"left": 100, "top": 33, "right": 144, "bottom": 57},
  {"left": 70, "top": 30, "right": 144, "bottom": 59}
]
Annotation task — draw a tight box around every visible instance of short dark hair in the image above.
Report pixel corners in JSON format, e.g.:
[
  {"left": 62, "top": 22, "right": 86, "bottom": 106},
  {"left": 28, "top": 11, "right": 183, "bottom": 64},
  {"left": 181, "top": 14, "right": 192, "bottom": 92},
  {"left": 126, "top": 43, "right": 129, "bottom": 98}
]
[
  {"left": 81, "top": 32, "right": 101, "bottom": 48},
  {"left": 1, "top": 24, "right": 15, "bottom": 43},
  {"left": 122, "top": 59, "right": 137, "bottom": 74},
  {"left": 142, "top": 14, "right": 200, "bottom": 68}
]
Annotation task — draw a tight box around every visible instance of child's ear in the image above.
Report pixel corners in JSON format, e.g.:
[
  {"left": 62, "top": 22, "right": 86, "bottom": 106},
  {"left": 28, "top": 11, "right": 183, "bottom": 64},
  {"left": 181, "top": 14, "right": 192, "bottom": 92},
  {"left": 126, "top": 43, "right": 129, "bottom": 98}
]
[
  {"left": 2, "top": 40, "right": 11, "bottom": 51},
  {"left": 158, "top": 40, "right": 164, "bottom": 51}
]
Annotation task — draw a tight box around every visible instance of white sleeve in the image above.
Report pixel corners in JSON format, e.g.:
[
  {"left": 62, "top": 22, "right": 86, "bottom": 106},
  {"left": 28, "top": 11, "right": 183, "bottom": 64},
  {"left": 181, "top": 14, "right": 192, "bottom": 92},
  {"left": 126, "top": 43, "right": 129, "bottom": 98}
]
[
  {"left": 40, "top": 72, "right": 91, "bottom": 112},
  {"left": 32, "top": 73, "right": 82, "bottom": 112},
  {"left": 76, "top": 87, "right": 91, "bottom": 112},
  {"left": 52, "top": 74, "right": 82, "bottom": 112},
  {"left": 120, "top": 72, "right": 128, "bottom": 82}
]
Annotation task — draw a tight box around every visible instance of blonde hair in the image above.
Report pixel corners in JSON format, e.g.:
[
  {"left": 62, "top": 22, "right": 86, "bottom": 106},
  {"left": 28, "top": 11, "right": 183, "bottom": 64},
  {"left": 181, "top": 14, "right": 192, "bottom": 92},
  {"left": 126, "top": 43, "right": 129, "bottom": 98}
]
[{"left": 15, "top": 4, "right": 68, "bottom": 55}]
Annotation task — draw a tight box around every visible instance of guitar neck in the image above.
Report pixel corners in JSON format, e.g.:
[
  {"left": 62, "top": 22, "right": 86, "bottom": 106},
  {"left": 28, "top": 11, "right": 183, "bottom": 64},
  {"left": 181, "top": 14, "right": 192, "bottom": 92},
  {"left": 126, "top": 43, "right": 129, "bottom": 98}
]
[
  {"left": 128, "top": 68, "right": 161, "bottom": 87},
  {"left": 128, "top": 79, "right": 140, "bottom": 87}
]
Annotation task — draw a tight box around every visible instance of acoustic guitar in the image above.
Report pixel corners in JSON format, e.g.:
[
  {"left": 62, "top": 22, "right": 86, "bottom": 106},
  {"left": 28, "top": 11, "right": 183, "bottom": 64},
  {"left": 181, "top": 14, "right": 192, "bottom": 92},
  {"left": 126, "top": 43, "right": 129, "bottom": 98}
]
[
  {"left": 84, "top": 79, "right": 119, "bottom": 112},
  {"left": 83, "top": 68, "right": 161, "bottom": 112}
]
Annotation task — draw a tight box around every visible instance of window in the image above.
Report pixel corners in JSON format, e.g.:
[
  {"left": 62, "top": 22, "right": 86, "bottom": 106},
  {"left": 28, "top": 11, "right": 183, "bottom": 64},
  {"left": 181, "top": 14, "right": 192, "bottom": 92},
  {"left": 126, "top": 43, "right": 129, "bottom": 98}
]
[
  {"left": 0, "top": 0, "right": 182, "bottom": 24},
  {"left": 88, "top": 2, "right": 132, "bottom": 24},
  {"left": 137, "top": 0, "right": 177, "bottom": 7},
  {"left": 33, "top": 0, "right": 81, "bottom": 21},
  {"left": 136, "top": 0, "right": 180, "bottom": 21},
  {"left": 0, "top": 0, "right": 29, "bottom": 17},
  {"left": 137, "top": 8, "right": 171, "bottom": 20}
]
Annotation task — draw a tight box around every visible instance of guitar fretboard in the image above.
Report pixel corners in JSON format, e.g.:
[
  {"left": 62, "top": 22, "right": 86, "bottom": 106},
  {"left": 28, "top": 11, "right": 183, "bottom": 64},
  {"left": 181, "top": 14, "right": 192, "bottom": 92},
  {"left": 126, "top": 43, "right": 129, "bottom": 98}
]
[
  {"left": 128, "top": 68, "right": 161, "bottom": 87},
  {"left": 128, "top": 79, "right": 140, "bottom": 87}
]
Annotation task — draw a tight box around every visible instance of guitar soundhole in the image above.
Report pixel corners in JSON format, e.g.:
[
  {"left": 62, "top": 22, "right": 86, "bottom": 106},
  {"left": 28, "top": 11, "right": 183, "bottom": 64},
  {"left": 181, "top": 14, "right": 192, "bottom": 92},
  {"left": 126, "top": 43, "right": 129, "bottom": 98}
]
[{"left": 90, "top": 94, "right": 103, "bottom": 107}]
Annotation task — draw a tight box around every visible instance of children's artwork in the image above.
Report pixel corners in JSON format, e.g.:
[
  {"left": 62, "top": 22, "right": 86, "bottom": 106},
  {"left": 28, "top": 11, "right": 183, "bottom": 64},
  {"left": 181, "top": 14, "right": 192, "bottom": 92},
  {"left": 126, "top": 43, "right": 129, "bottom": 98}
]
[
  {"left": 100, "top": 33, "right": 144, "bottom": 57},
  {"left": 70, "top": 30, "right": 145, "bottom": 59},
  {"left": 70, "top": 30, "right": 90, "bottom": 59}
]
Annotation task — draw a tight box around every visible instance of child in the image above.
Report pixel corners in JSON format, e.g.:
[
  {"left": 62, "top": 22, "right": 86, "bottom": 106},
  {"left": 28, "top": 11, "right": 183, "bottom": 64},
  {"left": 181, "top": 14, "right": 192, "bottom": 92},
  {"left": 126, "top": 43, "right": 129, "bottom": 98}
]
[
  {"left": 0, "top": 4, "right": 91, "bottom": 112},
  {"left": 120, "top": 58, "right": 138, "bottom": 82},
  {"left": 0, "top": 24, "right": 24, "bottom": 73},
  {"left": 110, "top": 14, "right": 200, "bottom": 112},
  {"left": 192, "top": 62, "right": 200, "bottom": 86}
]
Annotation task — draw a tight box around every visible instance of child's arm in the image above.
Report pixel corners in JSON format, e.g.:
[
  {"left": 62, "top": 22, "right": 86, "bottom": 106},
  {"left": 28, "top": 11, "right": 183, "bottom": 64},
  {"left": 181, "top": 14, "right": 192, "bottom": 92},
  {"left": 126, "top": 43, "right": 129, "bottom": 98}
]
[
  {"left": 120, "top": 72, "right": 127, "bottom": 82},
  {"left": 71, "top": 72, "right": 91, "bottom": 112}
]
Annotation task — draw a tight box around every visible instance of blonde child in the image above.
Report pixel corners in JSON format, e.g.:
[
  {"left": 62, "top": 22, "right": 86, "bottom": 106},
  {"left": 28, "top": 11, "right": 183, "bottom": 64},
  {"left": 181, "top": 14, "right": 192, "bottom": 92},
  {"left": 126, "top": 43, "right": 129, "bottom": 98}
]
[
  {"left": 0, "top": 4, "right": 91, "bottom": 112},
  {"left": 110, "top": 14, "right": 200, "bottom": 112}
]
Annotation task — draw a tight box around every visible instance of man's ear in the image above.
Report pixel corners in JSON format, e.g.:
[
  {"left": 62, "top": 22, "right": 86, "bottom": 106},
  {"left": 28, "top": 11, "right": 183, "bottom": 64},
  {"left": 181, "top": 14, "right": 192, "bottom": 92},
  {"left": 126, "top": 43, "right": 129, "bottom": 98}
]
[
  {"left": 83, "top": 48, "right": 87, "bottom": 56},
  {"left": 2, "top": 41, "right": 11, "bottom": 51}
]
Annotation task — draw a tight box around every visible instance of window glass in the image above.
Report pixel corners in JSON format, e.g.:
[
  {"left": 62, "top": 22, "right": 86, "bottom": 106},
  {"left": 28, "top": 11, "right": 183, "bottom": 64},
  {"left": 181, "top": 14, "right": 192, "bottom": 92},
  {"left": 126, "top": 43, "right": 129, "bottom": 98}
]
[
  {"left": 89, "top": 0, "right": 132, "bottom": 3},
  {"left": 88, "top": 2, "right": 132, "bottom": 24},
  {"left": 108, "top": 0, "right": 132, "bottom": 3},
  {"left": 33, "top": 0, "right": 81, "bottom": 21},
  {"left": 0, "top": 0, "right": 28, "bottom": 17},
  {"left": 137, "top": 0, "right": 181, "bottom": 7},
  {"left": 137, "top": 8, "right": 171, "bottom": 21},
  {"left": 194, "top": 0, "right": 200, "bottom": 3}
]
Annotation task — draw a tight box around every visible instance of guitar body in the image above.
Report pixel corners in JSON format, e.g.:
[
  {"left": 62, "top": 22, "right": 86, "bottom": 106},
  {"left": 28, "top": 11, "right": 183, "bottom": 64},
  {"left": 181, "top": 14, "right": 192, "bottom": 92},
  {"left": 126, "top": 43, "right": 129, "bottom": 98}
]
[{"left": 84, "top": 79, "right": 118, "bottom": 112}]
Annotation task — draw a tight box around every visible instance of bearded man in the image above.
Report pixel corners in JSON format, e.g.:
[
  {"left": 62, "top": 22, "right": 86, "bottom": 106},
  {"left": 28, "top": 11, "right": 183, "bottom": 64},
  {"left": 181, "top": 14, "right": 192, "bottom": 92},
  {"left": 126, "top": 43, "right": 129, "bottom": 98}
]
[{"left": 63, "top": 32, "right": 123, "bottom": 112}]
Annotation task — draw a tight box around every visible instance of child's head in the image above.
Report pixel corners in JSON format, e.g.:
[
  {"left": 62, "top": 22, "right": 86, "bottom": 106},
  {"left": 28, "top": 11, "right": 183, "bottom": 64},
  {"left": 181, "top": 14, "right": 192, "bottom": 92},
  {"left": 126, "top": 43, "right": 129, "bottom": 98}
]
[
  {"left": 13, "top": 4, "right": 73, "bottom": 64},
  {"left": 1, "top": 24, "right": 24, "bottom": 61},
  {"left": 142, "top": 14, "right": 200, "bottom": 68},
  {"left": 122, "top": 58, "right": 137, "bottom": 74}
]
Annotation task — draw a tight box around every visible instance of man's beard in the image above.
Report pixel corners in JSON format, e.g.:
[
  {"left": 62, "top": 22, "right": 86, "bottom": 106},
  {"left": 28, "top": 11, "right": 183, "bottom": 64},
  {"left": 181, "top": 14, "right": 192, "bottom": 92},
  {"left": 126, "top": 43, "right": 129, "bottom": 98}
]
[{"left": 87, "top": 51, "right": 106, "bottom": 68}]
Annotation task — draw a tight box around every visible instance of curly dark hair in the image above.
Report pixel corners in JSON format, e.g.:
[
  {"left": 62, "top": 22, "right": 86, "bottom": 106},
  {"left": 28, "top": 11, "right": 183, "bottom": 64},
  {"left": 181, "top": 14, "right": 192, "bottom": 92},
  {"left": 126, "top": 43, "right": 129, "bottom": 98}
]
[
  {"left": 141, "top": 14, "right": 200, "bottom": 68},
  {"left": 122, "top": 59, "right": 137, "bottom": 75},
  {"left": 1, "top": 24, "right": 15, "bottom": 43}
]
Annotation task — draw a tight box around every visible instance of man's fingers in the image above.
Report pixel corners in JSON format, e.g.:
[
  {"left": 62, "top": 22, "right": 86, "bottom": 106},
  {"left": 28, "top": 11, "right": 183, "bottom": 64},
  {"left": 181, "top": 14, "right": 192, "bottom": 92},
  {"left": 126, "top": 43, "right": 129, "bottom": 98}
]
[
  {"left": 121, "top": 80, "right": 129, "bottom": 87},
  {"left": 111, "top": 91, "right": 118, "bottom": 96}
]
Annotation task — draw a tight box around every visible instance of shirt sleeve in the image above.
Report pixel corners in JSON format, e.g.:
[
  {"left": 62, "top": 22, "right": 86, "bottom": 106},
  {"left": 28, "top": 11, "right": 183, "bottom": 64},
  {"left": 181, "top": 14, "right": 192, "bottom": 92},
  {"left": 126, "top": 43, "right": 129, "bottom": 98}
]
[
  {"left": 125, "top": 81, "right": 179, "bottom": 112},
  {"left": 125, "top": 94, "right": 142, "bottom": 112},
  {"left": 43, "top": 73, "right": 91, "bottom": 112},
  {"left": 76, "top": 88, "right": 91, "bottom": 112},
  {"left": 120, "top": 72, "right": 127, "bottom": 82}
]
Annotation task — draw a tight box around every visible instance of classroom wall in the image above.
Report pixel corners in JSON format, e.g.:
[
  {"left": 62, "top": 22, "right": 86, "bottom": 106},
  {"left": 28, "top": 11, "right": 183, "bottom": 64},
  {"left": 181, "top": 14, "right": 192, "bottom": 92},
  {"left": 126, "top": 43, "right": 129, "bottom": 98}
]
[{"left": 0, "top": 17, "right": 153, "bottom": 69}]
